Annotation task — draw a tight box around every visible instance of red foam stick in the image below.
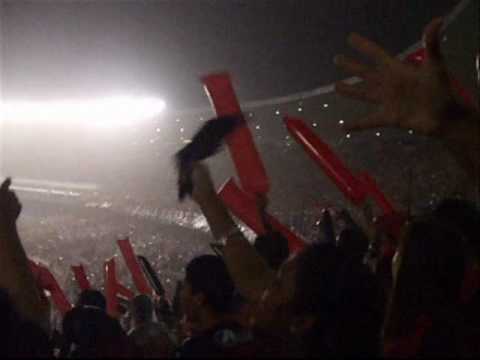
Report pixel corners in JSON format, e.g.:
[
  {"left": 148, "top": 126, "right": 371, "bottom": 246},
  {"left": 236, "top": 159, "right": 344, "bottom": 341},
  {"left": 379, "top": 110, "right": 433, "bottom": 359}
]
[
  {"left": 219, "top": 178, "right": 266, "bottom": 234},
  {"left": 117, "top": 239, "right": 153, "bottom": 295},
  {"left": 202, "top": 73, "right": 270, "bottom": 196},
  {"left": 71, "top": 265, "right": 91, "bottom": 291},
  {"left": 405, "top": 48, "right": 477, "bottom": 109},
  {"left": 285, "top": 116, "right": 366, "bottom": 205},
  {"left": 29, "top": 260, "right": 72, "bottom": 315},
  {"left": 219, "top": 178, "right": 306, "bottom": 254},
  {"left": 356, "top": 172, "right": 395, "bottom": 215},
  {"left": 116, "top": 283, "right": 135, "bottom": 300},
  {"left": 105, "top": 258, "right": 119, "bottom": 317},
  {"left": 267, "top": 216, "right": 306, "bottom": 254}
]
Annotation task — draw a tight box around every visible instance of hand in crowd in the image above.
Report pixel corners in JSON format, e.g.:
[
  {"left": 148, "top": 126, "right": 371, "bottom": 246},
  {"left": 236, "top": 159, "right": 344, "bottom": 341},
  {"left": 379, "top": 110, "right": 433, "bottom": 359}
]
[
  {"left": 0, "top": 178, "right": 22, "bottom": 231},
  {"left": 335, "top": 17, "right": 480, "bottom": 181},
  {"left": 335, "top": 18, "right": 454, "bottom": 135}
]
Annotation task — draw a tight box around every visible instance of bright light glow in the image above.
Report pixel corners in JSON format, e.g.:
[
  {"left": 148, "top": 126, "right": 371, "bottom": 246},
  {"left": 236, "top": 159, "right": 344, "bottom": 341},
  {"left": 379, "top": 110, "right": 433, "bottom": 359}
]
[
  {"left": 323, "top": 103, "right": 329, "bottom": 108},
  {"left": 275, "top": 110, "right": 280, "bottom": 115},
  {"left": 346, "top": 133, "right": 351, "bottom": 139},
  {"left": 312, "top": 123, "right": 318, "bottom": 127},
  {"left": 376, "top": 132, "right": 381, "bottom": 137},
  {"left": 255, "top": 125, "right": 261, "bottom": 130},
  {"left": 298, "top": 107, "right": 303, "bottom": 112},
  {"left": 0, "top": 96, "right": 166, "bottom": 125},
  {"left": 339, "top": 120, "right": 344, "bottom": 125},
  {"left": 408, "top": 129, "right": 414, "bottom": 135}
]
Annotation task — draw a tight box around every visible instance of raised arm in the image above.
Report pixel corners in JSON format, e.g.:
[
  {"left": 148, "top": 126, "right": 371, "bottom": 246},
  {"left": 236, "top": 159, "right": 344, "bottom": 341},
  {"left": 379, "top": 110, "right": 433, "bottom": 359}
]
[
  {"left": 190, "top": 163, "right": 275, "bottom": 302},
  {"left": 0, "top": 179, "right": 48, "bottom": 327},
  {"left": 334, "top": 18, "right": 480, "bottom": 182}
]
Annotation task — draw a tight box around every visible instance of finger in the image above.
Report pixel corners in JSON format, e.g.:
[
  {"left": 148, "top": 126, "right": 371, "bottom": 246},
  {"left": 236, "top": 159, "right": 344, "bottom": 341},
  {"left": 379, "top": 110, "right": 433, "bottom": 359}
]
[
  {"left": 343, "top": 110, "right": 394, "bottom": 132},
  {"left": 335, "top": 81, "right": 381, "bottom": 104},
  {"left": 0, "top": 178, "right": 11, "bottom": 192},
  {"left": 422, "top": 18, "right": 445, "bottom": 66},
  {"left": 348, "top": 33, "right": 392, "bottom": 65},
  {"left": 6, "top": 190, "right": 18, "bottom": 202},
  {"left": 334, "top": 55, "right": 372, "bottom": 77}
]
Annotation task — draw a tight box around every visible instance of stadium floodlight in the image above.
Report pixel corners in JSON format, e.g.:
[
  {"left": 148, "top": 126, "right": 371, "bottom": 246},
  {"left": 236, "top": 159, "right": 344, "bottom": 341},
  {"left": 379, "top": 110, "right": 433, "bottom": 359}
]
[{"left": 0, "top": 96, "right": 166, "bottom": 124}]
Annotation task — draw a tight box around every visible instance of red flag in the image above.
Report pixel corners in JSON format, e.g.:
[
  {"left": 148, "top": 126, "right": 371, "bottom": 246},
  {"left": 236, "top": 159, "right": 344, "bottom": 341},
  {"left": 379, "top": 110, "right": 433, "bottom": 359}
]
[
  {"left": 117, "top": 239, "right": 153, "bottom": 295},
  {"left": 202, "top": 73, "right": 270, "bottom": 196},
  {"left": 219, "top": 178, "right": 306, "bottom": 253},
  {"left": 285, "top": 116, "right": 366, "bottom": 205},
  {"left": 71, "top": 265, "right": 91, "bottom": 291}
]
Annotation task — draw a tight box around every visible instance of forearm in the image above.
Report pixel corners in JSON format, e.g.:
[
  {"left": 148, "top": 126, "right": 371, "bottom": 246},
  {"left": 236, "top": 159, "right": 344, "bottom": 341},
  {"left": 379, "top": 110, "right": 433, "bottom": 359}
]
[
  {"left": 194, "top": 191, "right": 275, "bottom": 302},
  {"left": 0, "top": 225, "right": 47, "bottom": 326},
  {"left": 195, "top": 188, "right": 237, "bottom": 241}
]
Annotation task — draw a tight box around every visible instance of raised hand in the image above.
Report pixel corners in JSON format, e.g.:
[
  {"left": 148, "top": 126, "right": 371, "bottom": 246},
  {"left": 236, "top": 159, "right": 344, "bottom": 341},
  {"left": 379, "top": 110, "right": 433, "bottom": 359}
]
[
  {"left": 334, "top": 18, "right": 455, "bottom": 135},
  {"left": 0, "top": 178, "right": 22, "bottom": 230}
]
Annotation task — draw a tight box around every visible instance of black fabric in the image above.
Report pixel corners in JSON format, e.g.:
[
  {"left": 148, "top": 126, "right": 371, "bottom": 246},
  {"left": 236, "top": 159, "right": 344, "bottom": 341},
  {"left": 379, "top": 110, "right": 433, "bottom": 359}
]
[
  {"left": 62, "top": 306, "right": 133, "bottom": 358},
  {"left": 176, "top": 322, "right": 257, "bottom": 358}
]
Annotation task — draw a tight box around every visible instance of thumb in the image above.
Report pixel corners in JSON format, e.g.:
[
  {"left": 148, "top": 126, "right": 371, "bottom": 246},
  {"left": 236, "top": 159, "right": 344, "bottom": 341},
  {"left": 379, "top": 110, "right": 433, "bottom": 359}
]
[{"left": 422, "top": 18, "right": 445, "bottom": 66}]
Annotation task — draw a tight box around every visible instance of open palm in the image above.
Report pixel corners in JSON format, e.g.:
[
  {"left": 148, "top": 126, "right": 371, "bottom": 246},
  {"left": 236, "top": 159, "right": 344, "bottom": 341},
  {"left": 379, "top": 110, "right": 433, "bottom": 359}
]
[{"left": 335, "top": 18, "right": 455, "bottom": 135}]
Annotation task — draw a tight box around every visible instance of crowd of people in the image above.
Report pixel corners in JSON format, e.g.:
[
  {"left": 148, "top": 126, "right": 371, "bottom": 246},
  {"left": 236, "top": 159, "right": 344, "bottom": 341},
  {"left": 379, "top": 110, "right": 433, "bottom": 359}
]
[{"left": 0, "top": 17, "right": 479, "bottom": 358}]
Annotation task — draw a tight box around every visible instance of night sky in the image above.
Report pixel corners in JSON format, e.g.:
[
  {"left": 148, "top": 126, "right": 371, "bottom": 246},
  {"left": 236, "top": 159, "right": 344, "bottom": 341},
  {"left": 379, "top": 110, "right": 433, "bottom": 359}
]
[{"left": 1, "top": 0, "right": 461, "bottom": 110}]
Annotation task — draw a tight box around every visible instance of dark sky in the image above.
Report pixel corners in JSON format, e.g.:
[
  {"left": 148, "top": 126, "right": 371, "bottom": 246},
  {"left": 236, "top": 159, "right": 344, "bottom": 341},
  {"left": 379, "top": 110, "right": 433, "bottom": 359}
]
[{"left": 1, "top": 0, "right": 461, "bottom": 110}]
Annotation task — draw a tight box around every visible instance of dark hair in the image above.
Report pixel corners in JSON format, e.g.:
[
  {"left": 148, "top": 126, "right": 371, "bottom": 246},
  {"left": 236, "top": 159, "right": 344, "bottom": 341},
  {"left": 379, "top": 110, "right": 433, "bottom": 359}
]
[
  {"left": 77, "top": 289, "right": 107, "bottom": 312},
  {"left": 384, "top": 217, "right": 466, "bottom": 341},
  {"left": 185, "top": 255, "right": 235, "bottom": 314},
  {"left": 131, "top": 294, "right": 154, "bottom": 323},
  {"left": 62, "top": 306, "right": 126, "bottom": 357},
  {"left": 293, "top": 244, "right": 381, "bottom": 357},
  {"left": 336, "top": 227, "right": 369, "bottom": 259},
  {"left": 254, "top": 232, "right": 290, "bottom": 270}
]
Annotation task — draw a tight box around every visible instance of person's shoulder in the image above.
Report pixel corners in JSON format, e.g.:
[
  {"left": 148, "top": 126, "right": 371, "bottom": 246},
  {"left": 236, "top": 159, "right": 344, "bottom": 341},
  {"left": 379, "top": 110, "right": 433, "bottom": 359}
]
[
  {"left": 177, "top": 323, "right": 260, "bottom": 358},
  {"left": 131, "top": 322, "right": 170, "bottom": 342},
  {"left": 176, "top": 333, "right": 215, "bottom": 358}
]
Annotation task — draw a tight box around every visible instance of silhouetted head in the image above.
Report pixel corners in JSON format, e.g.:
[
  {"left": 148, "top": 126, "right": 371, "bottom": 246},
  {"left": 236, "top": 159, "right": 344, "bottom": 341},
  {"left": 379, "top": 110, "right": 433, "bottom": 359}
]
[
  {"left": 181, "top": 255, "right": 235, "bottom": 323},
  {"left": 130, "top": 294, "right": 155, "bottom": 325},
  {"left": 76, "top": 289, "right": 107, "bottom": 312}
]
